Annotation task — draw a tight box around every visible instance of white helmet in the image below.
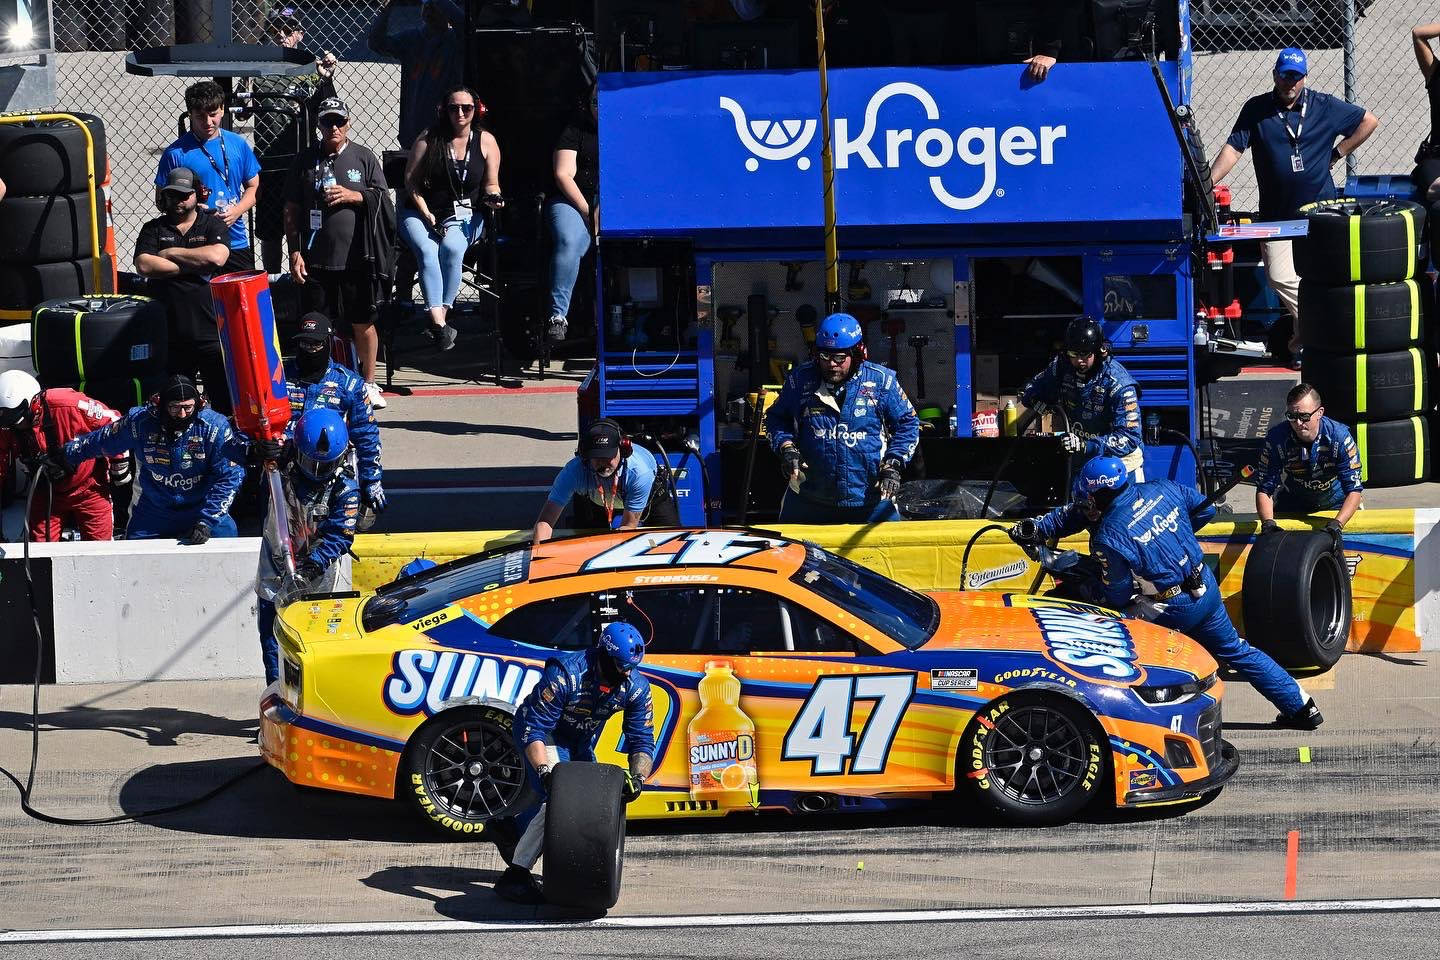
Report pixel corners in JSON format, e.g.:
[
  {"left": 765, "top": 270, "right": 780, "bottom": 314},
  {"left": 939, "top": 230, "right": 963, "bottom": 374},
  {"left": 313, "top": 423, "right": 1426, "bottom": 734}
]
[{"left": 0, "top": 370, "right": 41, "bottom": 429}]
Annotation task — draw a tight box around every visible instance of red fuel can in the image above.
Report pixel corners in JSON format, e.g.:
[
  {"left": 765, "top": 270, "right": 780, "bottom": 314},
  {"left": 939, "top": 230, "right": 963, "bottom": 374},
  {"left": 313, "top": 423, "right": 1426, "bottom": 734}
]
[{"left": 210, "top": 270, "right": 290, "bottom": 440}]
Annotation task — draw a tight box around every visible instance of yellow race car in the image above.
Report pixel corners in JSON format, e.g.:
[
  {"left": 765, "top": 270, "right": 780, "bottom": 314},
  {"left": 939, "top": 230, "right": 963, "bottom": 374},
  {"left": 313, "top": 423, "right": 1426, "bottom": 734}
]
[{"left": 260, "top": 528, "right": 1236, "bottom": 834}]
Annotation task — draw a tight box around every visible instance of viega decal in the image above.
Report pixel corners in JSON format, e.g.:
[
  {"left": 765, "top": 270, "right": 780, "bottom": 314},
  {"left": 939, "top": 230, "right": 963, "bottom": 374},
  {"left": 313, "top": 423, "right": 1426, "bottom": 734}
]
[
  {"left": 384, "top": 650, "right": 542, "bottom": 716},
  {"left": 720, "top": 81, "right": 1068, "bottom": 211},
  {"left": 409, "top": 607, "right": 459, "bottom": 632},
  {"left": 1031, "top": 607, "right": 1143, "bottom": 683},
  {"left": 964, "top": 559, "right": 1027, "bottom": 590}
]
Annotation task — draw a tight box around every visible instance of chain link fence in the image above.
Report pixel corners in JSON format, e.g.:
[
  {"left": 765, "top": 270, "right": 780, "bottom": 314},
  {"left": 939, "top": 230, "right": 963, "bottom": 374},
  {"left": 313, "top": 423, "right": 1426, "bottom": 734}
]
[
  {"left": 1190, "top": 0, "right": 1434, "bottom": 211},
  {"left": 47, "top": 0, "right": 408, "bottom": 265}
]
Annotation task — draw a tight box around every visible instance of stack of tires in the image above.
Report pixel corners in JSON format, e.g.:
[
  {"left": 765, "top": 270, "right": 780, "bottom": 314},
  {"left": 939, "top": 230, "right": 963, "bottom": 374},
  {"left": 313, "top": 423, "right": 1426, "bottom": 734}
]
[
  {"left": 1296, "top": 198, "right": 1433, "bottom": 487},
  {"left": 0, "top": 113, "right": 116, "bottom": 329},
  {"left": 31, "top": 295, "right": 168, "bottom": 415}
]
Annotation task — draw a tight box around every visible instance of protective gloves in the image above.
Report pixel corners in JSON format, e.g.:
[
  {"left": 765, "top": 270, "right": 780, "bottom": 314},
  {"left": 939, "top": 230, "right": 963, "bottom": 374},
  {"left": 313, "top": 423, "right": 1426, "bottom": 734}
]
[
  {"left": 253, "top": 436, "right": 289, "bottom": 465},
  {"left": 1324, "top": 519, "right": 1344, "bottom": 554},
  {"left": 108, "top": 456, "right": 132, "bottom": 486},
  {"left": 1060, "top": 432, "right": 1084, "bottom": 454},
  {"left": 537, "top": 765, "right": 554, "bottom": 794},
  {"left": 622, "top": 772, "right": 644, "bottom": 804},
  {"left": 779, "top": 445, "right": 806, "bottom": 489},
  {"left": 1259, "top": 519, "right": 1281, "bottom": 536},
  {"left": 183, "top": 522, "right": 211, "bottom": 545},
  {"left": 38, "top": 451, "right": 71, "bottom": 482},
  {"left": 364, "top": 481, "right": 387, "bottom": 513},
  {"left": 877, "top": 460, "right": 903, "bottom": 500},
  {"left": 294, "top": 558, "right": 325, "bottom": 583}
]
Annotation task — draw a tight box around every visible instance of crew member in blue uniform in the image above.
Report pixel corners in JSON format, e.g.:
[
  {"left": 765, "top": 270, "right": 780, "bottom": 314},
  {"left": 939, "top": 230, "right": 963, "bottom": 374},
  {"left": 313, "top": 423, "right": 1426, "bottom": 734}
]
[
  {"left": 1079, "top": 456, "right": 1322, "bottom": 730},
  {"left": 1008, "top": 474, "right": 1106, "bottom": 604},
  {"left": 254, "top": 409, "right": 360, "bottom": 686},
  {"left": 492, "top": 622, "right": 655, "bottom": 904},
  {"left": 1020, "top": 316, "right": 1145, "bottom": 480},
  {"left": 1255, "top": 382, "right": 1362, "bottom": 552},
  {"left": 57, "top": 375, "right": 244, "bottom": 542},
  {"left": 766, "top": 311, "right": 920, "bottom": 523}
]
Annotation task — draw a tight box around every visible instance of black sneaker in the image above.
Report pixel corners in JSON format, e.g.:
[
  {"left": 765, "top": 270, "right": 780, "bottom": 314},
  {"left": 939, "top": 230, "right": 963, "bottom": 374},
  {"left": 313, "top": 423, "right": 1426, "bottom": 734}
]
[
  {"left": 423, "top": 324, "right": 440, "bottom": 343},
  {"left": 438, "top": 324, "right": 458, "bottom": 351},
  {"left": 494, "top": 865, "right": 546, "bottom": 905},
  {"left": 547, "top": 315, "right": 568, "bottom": 342},
  {"left": 1275, "top": 697, "right": 1323, "bottom": 730}
]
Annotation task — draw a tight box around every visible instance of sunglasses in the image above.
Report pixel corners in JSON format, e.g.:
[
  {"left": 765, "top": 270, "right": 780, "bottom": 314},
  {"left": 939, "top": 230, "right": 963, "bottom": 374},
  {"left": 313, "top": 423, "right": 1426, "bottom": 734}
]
[
  {"left": 319, "top": 117, "right": 347, "bottom": 128},
  {"left": 1286, "top": 408, "right": 1320, "bottom": 423},
  {"left": 816, "top": 349, "right": 851, "bottom": 364},
  {"left": 1278, "top": 71, "right": 1304, "bottom": 81},
  {"left": 446, "top": 103, "right": 475, "bottom": 115},
  {"left": 1065, "top": 349, "right": 1094, "bottom": 359}
]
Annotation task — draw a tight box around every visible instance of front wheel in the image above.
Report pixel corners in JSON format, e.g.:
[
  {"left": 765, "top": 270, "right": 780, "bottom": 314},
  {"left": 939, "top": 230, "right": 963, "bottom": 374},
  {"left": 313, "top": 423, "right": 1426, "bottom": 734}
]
[
  {"left": 958, "top": 692, "right": 1107, "bottom": 825},
  {"left": 402, "top": 705, "right": 535, "bottom": 838}
]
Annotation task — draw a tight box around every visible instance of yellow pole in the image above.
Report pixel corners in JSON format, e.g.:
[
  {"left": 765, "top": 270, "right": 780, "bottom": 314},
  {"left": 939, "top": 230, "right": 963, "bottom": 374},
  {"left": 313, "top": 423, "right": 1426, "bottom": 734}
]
[{"left": 814, "top": 3, "right": 839, "bottom": 313}]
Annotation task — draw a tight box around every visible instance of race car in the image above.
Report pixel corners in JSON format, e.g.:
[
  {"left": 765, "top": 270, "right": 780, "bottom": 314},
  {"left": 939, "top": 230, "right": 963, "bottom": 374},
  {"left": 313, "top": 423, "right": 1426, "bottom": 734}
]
[{"left": 259, "top": 528, "right": 1237, "bottom": 835}]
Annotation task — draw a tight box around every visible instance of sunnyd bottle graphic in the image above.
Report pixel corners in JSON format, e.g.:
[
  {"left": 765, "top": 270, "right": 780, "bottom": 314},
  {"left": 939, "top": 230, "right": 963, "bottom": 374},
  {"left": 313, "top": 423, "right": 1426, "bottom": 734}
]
[{"left": 687, "top": 659, "right": 760, "bottom": 808}]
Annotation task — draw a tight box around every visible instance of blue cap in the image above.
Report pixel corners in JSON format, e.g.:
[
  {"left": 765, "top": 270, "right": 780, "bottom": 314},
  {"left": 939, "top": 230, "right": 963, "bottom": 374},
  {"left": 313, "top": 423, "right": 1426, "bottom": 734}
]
[{"left": 1275, "top": 47, "right": 1307, "bottom": 76}]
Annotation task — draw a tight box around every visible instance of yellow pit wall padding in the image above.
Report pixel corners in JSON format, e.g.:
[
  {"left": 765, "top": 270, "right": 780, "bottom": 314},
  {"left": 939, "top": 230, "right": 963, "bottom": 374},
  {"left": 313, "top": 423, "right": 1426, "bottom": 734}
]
[{"left": 353, "top": 509, "right": 1419, "bottom": 655}]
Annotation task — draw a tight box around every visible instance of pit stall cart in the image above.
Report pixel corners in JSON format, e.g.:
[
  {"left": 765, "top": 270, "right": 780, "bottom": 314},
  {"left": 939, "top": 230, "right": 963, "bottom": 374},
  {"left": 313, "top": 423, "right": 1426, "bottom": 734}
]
[{"left": 588, "top": 57, "right": 1205, "bottom": 525}]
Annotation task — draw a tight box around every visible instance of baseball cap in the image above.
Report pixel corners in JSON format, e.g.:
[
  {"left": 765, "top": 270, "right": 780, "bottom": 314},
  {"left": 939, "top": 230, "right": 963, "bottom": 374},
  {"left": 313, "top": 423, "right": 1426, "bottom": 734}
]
[
  {"left": 1275, "top": 47, "right": 1308, "bottom": 77},
  {"left": 268, "top": 5, "right": 302, "bottom": 32},
  {"left": 317, "top": 97, "right": 349, "bottom": 122},
  {"left": 160, "top": 166, "right": 199, "bottom": 195},
  {"left": 295, "top": 311, "right": 332, "bottom": 343},
  {"left": 581, "top": 420, "right": 622, "bottom": 460}
]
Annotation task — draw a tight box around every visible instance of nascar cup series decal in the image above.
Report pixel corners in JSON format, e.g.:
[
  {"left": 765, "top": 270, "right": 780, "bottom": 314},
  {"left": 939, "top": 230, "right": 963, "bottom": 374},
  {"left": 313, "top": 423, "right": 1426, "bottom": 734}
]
[
  {"left": 721, "top": 81, "right": 1067, "bottom": 211},
  {"left": 1030, "top": 607, "right": 1144, "bottom": 684},
  {"left": 384, "top": 650, "right": 543, "bottom": 716}
]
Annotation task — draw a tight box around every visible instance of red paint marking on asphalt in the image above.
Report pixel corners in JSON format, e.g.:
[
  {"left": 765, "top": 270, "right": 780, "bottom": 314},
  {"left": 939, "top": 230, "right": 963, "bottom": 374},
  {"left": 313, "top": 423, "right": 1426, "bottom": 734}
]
[
  {"left": 381, "top": 385, "right": 577, "bottom": 398},
  {"left": 1245, "top": 366, "right": 1300, "bottom": 376},
  {"left": 1284, "top": 829, "right": 1300, "bottom": 899}
]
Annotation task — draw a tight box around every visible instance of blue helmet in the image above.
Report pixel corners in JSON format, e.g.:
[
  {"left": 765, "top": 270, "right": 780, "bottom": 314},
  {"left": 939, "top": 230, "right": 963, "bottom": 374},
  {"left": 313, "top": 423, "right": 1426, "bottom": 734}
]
[
  {"left": 1077, "top": 456, "right": 1129, "bottom": 497},
  {"left": 294, "top": 408, "right": 349, "bottom": 480},
  {"left": 597, "top": 621, "right": 646, "bottom": 673},
  {"left": 815, "top": 312, "right": 863, "bottom": 350},
  {"left": 400, "top": 556, "right": 438, "bottom": 579}
]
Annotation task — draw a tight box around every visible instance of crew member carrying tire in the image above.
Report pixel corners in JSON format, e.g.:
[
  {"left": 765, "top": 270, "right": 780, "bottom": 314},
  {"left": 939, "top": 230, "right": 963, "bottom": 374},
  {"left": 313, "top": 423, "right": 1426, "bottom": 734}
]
[
  {"left": 1018, "top": 316, "right": 1145, "bottom": 481},
  {"left": 53, "top": 374, "right": 244, "bottom": 542},
  {"left": 766, "top": 311, "right": 920, "bottom": 523},
  {"left": 491, "top": 622, "right": 655, "bottom": 905},
  {"left": 251, "top": 409, "right": 360, "bottom": 686},
  {"left": 0, "top": 369, "right": 126, "bottom": 541},
  {"left": 1255, "top": 382, "right": 1363, "bottom": 550},
  {"left": 1079, "top": 456, "right": 1323, "bottom": 730}
]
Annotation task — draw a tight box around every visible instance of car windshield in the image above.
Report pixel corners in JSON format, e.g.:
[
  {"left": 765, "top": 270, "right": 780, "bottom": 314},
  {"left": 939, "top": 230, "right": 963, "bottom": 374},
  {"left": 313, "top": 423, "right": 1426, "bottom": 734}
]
[
  {"left": 789, "top": 543, "right": 939, "bottom": 650},
  {"left": 362, "top": 546, "right": 530, "bottom": 632}
]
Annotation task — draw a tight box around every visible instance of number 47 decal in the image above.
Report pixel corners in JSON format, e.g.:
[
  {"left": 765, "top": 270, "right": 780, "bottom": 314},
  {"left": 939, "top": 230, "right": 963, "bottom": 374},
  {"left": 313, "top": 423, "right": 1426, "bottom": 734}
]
[{"left": 782, "top": 674, "right": 915, "bottom": 776}]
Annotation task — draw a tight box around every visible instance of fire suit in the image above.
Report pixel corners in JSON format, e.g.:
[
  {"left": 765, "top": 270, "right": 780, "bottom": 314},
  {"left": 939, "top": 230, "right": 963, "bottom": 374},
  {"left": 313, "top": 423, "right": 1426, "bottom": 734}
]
[
  {"left": 1255, "top": 416, "right": 1362, "bottom": 513},
  {"left": 0, "top": 389, "right": 122, "bottom": 541},
  {"left": 64, "top": 402, "right": 244, "bottom": 540},
  {"left": 256, "top": 468, "right": 359, "bottom": 686},
  {"left": 504, "top": 648, "right": 655, "bottom": 870},
  {"left": 766, "top": 359, "right": 920, "bottom": 522},
  {"left": 281, "top": 361, "right": 382, "bottom": 492},
  {"left": 1020, "top": 354, "right": 1144, "bottom": 477},
  {"left": 1091, "top": 478, "right": 1305, "bottom": 715}
]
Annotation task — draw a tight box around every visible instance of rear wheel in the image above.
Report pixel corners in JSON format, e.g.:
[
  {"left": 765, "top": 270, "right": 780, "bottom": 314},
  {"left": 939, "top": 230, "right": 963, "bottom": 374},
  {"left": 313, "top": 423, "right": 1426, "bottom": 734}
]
[
  {"left": 958, "top": 692, "right": 1106, "bottom": 826},
  {"left": 402, "top": 705, "right": 534, "bottom": 839}
]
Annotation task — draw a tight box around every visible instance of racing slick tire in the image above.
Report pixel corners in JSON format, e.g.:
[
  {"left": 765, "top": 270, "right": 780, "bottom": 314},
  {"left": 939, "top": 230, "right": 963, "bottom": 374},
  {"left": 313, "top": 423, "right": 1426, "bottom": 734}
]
[
  {"left": 1355, "top": 416, "right": 1431, "bottom": 488},
  {"left": 542, "top": 761, "right": 626, "bottom": 912},
  {"left": 0, "top": 257, "right": 117, "bottom": 320},
  {"left": 0, "top": 191, "right": 108, "bottom": 263},
  {"left": 402, "top": 704, "right": 535, "bottom": 839},
  {"left": 1298, "top": 278, "right": 1426, "bottom": 353},
  {"left": 1295, "top": 198, "right": 1425, "bottom": 284},
  {"left": 1242, "top": 531, "right": 1351, "bottom": 672},
  {"left": 31, "top": 295, "right": 168, "bottom": 385},
  {"left": 1301, "top": 347, "right": 1430, "bottom": 422},
  {"left": 0, "top": 112, "right": 107, "bottom": 196},
  {"left": 958, "top": 691, "right": 1107, "bottom": 826}
]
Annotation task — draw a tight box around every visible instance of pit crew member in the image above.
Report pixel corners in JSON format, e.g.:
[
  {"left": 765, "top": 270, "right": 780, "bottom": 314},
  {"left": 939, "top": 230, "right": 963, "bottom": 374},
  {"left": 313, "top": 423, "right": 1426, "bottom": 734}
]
[
  {"left": 55, "top": 375, "right": 243, "bottom": 542},
  {"left": 532, "top": 418, "right": 677, "bottom": 542},
  {"left": 0, "top": 371, "right": 126, "bottom": 541},
  {"left": 255, "top": 409, "right": 359, "bottom": 686},
  {"left": 491, "top": 622, "right": 655, "bottom": 904},
  {"left": 1081, "top": 456, "right": 1322, "bottom": 730},
  {"left": 765, "top": 311, "right": 920, "bottom": 524},
  {"left": 1019, "top": 316, "right": 1145, "bottom": 481},
  {"left": 1255, "top": 382, "right": 1361, "bottom": 553}
]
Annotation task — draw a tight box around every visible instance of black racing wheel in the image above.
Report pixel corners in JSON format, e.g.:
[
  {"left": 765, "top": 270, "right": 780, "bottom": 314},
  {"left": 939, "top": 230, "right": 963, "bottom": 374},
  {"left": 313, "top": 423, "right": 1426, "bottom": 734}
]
[
  {"left": 958, "top": 691, "right": 1107, "bottom": 825},
  {"left": 402, "top": 705, "right": 535, "bottom": 838}
]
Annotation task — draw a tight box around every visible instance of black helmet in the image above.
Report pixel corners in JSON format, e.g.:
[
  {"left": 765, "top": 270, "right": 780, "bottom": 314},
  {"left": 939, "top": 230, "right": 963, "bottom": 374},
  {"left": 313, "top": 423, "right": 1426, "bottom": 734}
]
[{"left": 1064, "top": 316, "right": 1104, "bottom": 356}]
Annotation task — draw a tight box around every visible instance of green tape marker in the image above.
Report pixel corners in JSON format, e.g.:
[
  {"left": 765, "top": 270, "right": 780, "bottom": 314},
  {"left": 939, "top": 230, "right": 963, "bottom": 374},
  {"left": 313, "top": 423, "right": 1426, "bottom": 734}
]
[{"left": 1298, "top": 746, "right": 1312, "bottom": 764}]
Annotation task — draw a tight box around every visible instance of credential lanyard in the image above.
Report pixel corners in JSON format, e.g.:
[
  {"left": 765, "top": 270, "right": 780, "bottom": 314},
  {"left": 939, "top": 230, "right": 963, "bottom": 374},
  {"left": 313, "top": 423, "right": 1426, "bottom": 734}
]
[
  {"left": 200, "top": 134, "right": 231, "bottom": 185},
  {"left": 447, "top": 131, "right": 473, "bottom": 200},
  {"left": 1277, "top": 90, "right": 1308, "bottom": 154}
]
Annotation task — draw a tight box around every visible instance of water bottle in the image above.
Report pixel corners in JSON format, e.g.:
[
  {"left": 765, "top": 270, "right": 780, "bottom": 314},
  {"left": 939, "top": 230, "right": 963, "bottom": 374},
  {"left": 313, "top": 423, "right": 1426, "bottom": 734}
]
[
  {"left": 608, "top": 304, "right": 623, "bottom": 338},
  {"left": 1144, "top": 411, "right": 1161, "bottom": 446},
  {"left": 320, "top": 164, "right": 337, "bottom": 192},
  {"left": 948, "top": 404, "right": 957, "bottom": 438}
]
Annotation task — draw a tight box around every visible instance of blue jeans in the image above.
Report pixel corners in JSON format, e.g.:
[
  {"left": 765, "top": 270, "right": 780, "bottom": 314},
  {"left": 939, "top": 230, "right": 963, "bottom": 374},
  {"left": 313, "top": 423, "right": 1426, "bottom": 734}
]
[
  {"left": 126, "top": 504, "right": 238, "bottom": 541},
  {"left": 257, "top": 597, "right": 280, "bottom": 687},
  {"left": 778, "top": 492, "right": 902, "bottom": 524},
  {"left": 544, "top": 199, "right": 592, "bottom": 320},
  {"left": 1152, "top": 567, "right": 1305, "bottom": 715},
  {"left": 399, "top": 210, "right": 483, "bottom": 310}
]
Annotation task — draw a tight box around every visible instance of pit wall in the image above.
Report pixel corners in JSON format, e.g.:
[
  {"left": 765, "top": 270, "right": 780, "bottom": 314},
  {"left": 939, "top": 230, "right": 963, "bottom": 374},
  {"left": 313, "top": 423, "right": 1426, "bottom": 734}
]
[{"left": 2, "top": 509, "right": 1434, "bottom": 685}]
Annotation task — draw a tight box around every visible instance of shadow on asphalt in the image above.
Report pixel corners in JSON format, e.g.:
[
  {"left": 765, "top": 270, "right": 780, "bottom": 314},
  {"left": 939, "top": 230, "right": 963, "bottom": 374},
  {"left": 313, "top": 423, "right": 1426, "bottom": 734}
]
[
  {"left": 0, "top": 705, "right": 257, "bottom": 747},
  {"left": 362, "top": 864, "right": 602, "bottom": 922}
]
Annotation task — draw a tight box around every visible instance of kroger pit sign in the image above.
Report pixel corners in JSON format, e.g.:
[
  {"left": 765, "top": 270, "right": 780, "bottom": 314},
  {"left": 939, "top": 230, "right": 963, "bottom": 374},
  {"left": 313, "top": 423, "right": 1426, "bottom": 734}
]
[{"left": 600, "top": 63, "right": 1182, "bottom": 236}]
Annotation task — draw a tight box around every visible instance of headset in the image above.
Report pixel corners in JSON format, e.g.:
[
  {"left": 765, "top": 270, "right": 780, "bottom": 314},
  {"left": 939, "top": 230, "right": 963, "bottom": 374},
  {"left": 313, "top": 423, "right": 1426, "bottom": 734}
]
[{"left": 577, "top": 417, "right": 633, "bottom": 460}]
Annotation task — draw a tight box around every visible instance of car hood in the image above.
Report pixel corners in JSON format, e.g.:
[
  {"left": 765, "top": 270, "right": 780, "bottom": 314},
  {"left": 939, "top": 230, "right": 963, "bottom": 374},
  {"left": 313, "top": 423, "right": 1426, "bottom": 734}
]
[
  {"left": 921, "top": 591, "right": 1219, "bottom": 685},
  {"left": 278, "top": 595, "right": 366, "bottom": 647}
]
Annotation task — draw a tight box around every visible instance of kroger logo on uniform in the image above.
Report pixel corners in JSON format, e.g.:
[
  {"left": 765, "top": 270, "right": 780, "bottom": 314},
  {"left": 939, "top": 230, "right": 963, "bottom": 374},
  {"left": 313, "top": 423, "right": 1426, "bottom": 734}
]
[
  {"left": 719, "top": 81, "right": 1068, "bottom": 211},
  {"left": 1032, "top": 607, "right": 1142, "bottom": 682}
]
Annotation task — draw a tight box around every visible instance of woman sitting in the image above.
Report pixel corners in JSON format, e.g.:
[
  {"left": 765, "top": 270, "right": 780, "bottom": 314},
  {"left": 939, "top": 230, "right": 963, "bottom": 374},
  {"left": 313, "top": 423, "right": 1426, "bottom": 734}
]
[{"left": 400, "top": 85, "right": 503, "bottom": 349}]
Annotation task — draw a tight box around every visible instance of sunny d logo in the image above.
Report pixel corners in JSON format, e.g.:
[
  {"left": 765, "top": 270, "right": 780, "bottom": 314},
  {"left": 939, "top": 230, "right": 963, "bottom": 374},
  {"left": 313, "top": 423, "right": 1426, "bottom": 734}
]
[
  {"left": 720, "top": 81, "right": 1068, "bottom": 211},
  {"left": 384, "top": 649, "right": 543, "bottom": 716},
  {"left": 1031, "top": 607, "right": 1142, "bottom": 683}
]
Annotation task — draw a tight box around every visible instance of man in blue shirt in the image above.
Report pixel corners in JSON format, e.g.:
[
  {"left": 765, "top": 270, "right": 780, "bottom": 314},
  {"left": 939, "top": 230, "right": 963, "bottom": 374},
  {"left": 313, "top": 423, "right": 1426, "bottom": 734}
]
[
  {"left": 532, "top": 418, "right": 677, "bottom": 541},
  {"left": 1255, "top": 382, "right": 1363, "bottom": 551},
  {"left": 1208, "top": 48, "right": 1378, "bottom": 359},
  {"left": 156, "top": 81, "right": 263, "bottom": 273}
]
